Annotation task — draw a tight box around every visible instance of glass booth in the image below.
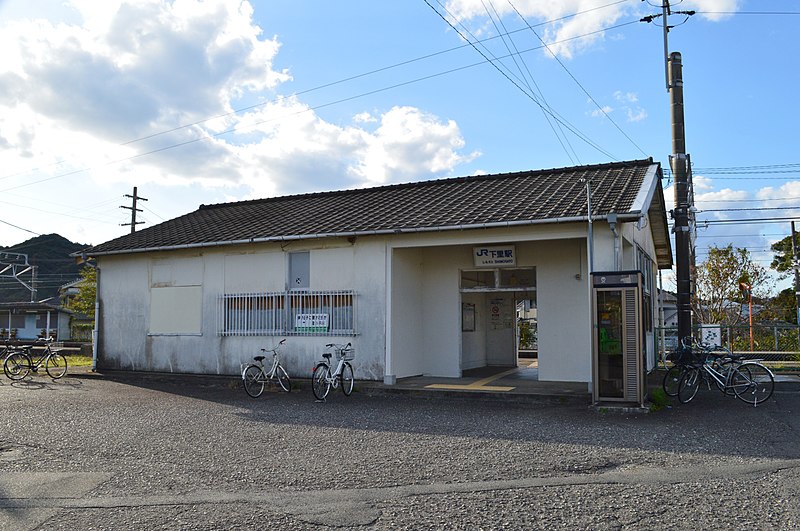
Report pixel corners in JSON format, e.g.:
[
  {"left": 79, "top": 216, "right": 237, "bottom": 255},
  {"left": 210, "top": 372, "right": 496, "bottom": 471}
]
[{"left": 591, "top": 271, "right": 645, "bottom": 405}]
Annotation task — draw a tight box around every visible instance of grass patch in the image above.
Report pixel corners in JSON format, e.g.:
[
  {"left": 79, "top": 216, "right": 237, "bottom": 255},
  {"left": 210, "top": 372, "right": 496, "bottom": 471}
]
[
  {"left": 67, "top": 354, "right": 93, "bottom": 367},
  {"left": 648, "top": 387, "right": 670, "bottom": 412}
]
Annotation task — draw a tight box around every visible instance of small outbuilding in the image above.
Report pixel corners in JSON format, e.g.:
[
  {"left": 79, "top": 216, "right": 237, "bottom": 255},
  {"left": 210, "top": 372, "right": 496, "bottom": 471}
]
[{"left": 79, "top": 159, "right": 672, "bottom": 391}]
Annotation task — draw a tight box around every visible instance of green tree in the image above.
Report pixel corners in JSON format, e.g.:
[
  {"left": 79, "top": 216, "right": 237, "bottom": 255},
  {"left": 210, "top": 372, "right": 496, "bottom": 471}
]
[
  {"left": 761, "top": 287, "right": 798, "bottom": 324},
  {"left": 693, "top": 245, "right": 773, "bottom": 326},
  {"left": 71, "top": 266, "right": 96, "bottom": 319},
  {"left": 770, "top": 234, "right": 797, "bottom": 276}
]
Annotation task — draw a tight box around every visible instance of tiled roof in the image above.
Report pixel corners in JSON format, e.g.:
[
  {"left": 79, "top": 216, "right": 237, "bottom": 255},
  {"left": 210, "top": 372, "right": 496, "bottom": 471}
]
[{"left": 83, "top": 159, "right": 666, "bottom": 256}]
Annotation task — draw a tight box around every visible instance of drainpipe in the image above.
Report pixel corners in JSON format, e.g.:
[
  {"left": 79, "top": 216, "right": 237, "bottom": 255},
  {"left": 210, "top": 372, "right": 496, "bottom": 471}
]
[
  {"left": 92, "top": 299, "right": 99, "bottom": 372},
  {"left": 607, "top": 213, "right": 620, "bottom": 271}
]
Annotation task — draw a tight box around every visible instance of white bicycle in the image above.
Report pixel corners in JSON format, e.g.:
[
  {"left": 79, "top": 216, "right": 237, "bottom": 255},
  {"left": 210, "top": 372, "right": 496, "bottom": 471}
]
[
  {"left": 241, "top": 339, "right": 291, "bottom": 398},
  {"left": 311, "top": 343, "right": 355, "bottom": 400}
]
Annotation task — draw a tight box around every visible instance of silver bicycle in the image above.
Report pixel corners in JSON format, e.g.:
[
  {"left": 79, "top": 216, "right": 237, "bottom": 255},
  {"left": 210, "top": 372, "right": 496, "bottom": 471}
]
[
  {"left": 678, "top": 355, "right": 775, "bottom": 406},
  {"left": 311, "top": 343, "right": 355, "bottom": 401},
  {"left": 241, "top": 339, "right": 291, "bottom": 398}
]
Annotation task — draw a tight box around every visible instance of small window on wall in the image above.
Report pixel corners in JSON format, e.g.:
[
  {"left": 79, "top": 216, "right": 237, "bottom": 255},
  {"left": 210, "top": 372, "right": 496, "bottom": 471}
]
[
  {"left": 461, "top": 270, "right": 495, "bottom": 289},
  {"left": 289, "top": 252, "right": 310, "bottom": 290},
  {"left": 499, "top": 268, "right": 536, "bottom": 288},
  {"left": 461, "top": 267, "right": 536, "bottom": 290}
]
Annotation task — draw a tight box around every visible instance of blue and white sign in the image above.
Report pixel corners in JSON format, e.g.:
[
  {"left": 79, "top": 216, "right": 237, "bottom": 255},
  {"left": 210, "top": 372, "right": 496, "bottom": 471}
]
[{"left": 473, "top": 246, "right": 516, "bottom": 267}]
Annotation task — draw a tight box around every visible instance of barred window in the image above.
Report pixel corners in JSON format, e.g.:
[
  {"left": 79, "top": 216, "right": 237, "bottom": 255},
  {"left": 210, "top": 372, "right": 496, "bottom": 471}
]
[{"left": 217, "top": 290, "right": 356, "bottom": 336}]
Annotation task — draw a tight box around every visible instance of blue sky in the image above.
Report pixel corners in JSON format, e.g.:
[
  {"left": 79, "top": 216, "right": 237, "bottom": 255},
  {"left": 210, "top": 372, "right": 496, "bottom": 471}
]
[{"left": 0, "top": 0, "right": 798, "bottom": 291}]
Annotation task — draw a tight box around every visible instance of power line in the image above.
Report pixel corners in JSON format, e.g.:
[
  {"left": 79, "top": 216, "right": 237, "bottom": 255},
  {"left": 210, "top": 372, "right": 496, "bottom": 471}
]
[
  {"left": 482, "top": 0, "right": 581, "bottom": 164},
  {"left": 695, "top": 197, "right": 800, "bottom": 204},
  {"left": 1, "top": 18, "right": 642, "bottom": 195},
  {"left": 424, "top": 0, "right": 622, "bottom": 160},
  {"left": 0, "top": 219, "right": 40, "bottom": 237},
  {"left": 507, "top": 0, "right": 649, "bottom": 158},
  {"left": 694, "top": 11, "right": 800, "bottom": 16},
  {"left": 1, "top": 1, "right": 633, "bottom": 184}
]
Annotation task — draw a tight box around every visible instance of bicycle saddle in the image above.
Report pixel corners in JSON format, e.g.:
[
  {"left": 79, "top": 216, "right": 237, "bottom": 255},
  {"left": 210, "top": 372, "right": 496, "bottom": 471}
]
[
  {"left": 322, "top": 353, "right": 332, "bottom": 359},
  {"left": 253, "top": 355, "right": 266, "bottom": 362}
]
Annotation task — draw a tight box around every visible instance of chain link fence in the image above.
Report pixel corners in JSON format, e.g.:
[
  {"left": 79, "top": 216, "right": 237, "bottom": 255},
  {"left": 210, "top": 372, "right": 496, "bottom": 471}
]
[{"left": 657, "top": 324, "right": 800, "bottom": 369}]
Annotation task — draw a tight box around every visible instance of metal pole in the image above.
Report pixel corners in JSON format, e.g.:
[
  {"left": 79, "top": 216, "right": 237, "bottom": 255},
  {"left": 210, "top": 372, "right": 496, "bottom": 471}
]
[
  {"left": 749, "top": 289, "right": 754, "bottom": 351},
  {"left": 586, "top": 179, "right": 593, "bottom": 273},
  {"left": 791, "top": 221, "right": 800, "bottom": 347},
  {"left": 669, "top": 51, "right": 692, "bottom": 342}
]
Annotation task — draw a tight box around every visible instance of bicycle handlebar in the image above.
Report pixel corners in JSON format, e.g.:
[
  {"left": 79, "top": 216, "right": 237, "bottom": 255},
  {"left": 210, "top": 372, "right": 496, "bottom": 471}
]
[
  {"left": 260, "top": 339, "right": 287, "bottom": 353},
  {"left": 325, "top": 342, "right": 351, "bottom": 349}
]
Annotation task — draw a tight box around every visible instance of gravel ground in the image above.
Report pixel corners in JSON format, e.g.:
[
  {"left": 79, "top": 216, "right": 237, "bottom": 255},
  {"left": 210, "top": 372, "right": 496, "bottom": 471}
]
[{"left": 1, "top": 372, "right": 799, "bottom": 529}]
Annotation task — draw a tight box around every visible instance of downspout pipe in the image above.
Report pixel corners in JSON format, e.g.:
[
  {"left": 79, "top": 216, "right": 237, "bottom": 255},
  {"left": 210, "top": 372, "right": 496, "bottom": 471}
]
[{"left": 607, "top": 212, "right": 620, "bottom": 271}]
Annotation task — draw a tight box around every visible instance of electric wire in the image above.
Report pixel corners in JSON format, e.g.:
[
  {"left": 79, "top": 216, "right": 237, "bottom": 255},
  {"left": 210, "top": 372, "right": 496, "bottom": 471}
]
[
  {"left": 507, "top": 0, "right": 649, "bottom": 158},
  {"left": 0, "top": 219, "right": 40, "bottom": 237},
  {"left": 424, "top": 0, "right": 620, "bottom": 160},
  {"left": 2, "top": 17, "right": 642, "bottom": 194},
  {"left": 483, "top": 0, "right": 580, "bottom": 164},
  {"left": 0, "top": 0, "right": 632, "bottom": 183}
]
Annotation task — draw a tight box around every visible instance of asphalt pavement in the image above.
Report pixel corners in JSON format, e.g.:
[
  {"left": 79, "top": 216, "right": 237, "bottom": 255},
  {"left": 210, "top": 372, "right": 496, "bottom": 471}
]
[{"left": 1, "top": 368, "right": 799, "bottom": 529}]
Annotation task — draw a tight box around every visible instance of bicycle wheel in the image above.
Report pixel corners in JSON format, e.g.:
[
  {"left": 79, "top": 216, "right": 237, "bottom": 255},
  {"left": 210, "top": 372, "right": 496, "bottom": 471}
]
[
  {"left": 726, "top": 363, "right": 751, "bottom": 396},
  {"left": 276, "top": 364, "right": 291, "bottom": 393},
  {"left": 340, "top": 362, "right": 354, "bottom": 396},
  {"left": 45, "top": 353, "right": 68, "bottom": 379},
  {"left": 733, "top": 363, "right": 774, "bottom": 406},
  {"left": 677, "top": 366, "right": 701, "bottom": 404},
  {"left": 312, "top": 362, "right": 331, "bottom": 400},
  {"left": 4, "top": 352, "right": 31, "bottom": 380},
  {"left": 662, "top": 365, "right": 683, "bottom": 397},
  {"left": 243, "top": 365, "right": 265, "bottom": 398}
]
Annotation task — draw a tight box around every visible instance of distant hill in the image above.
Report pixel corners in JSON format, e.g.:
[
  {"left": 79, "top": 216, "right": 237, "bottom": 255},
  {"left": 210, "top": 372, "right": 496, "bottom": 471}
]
[{"left": 0, "top": 234, "right": 89, "bottom": 303}]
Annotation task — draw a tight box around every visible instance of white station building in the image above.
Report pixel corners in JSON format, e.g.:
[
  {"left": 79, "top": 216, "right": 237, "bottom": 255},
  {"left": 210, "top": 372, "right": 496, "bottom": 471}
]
[{"left": 80, "top": 159, "right": 673, "bottom": 397}]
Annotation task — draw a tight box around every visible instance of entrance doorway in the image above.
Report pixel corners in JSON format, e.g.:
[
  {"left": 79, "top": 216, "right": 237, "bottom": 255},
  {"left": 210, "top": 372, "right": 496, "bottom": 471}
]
[{"left": 460, "top": 267, "right": 536, "bottom": 375}]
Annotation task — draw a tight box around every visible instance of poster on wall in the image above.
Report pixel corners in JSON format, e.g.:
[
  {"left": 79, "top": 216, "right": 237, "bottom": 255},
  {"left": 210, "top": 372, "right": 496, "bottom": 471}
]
[
  {"left": 462, "top": 303, "right": 476, "bottom": 332},
  {"left": 489, "top": 298, "right": 512, "bottom": 330},
  {"left": 295, "top": 313, "right": 329, "bottom": 333}
]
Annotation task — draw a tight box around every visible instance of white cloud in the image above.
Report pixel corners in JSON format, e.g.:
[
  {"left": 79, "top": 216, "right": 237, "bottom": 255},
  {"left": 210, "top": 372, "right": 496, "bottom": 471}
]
[
  {"left": 443, "top": 0, "right": 741, "bottom": 58},
  {"left": 626, "top": 108, "right": 647, "bottom": 122},
  {"left": 0, "top": 0, "right": 477, "bottom": 201},
  {"left": 682, "top": 0, "right": 741, "bottom": 21},
  {"left": 590, "top": 105, "right": 613, "bottom": 118},
  {"left": 443, "top": 0, "right": 631, "bottom": 59},
  {"left": 614, "top": 91, "right": 638, "bottom": 104}
]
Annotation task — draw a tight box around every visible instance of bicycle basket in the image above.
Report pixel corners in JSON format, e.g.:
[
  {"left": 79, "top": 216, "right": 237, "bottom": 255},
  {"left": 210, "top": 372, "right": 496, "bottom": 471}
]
[
  {"left": 50, "top": 341, "right": 65, "bottom": 351},
  {"left": 338, "top": 347, "right": 355, "bottom": 360},
  {"left": 667, "top": 345, "right": 701, "bottom": 366}
]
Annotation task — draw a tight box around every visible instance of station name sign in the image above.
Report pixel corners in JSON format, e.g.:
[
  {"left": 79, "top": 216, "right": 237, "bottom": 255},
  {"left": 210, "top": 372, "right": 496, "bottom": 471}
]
[{"left": 473, "top": 245, "right": 516, "bottom": 267}]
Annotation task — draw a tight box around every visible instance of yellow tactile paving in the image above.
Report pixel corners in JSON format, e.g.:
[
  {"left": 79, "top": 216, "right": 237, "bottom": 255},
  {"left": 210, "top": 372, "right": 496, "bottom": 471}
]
[{"left": 425, "top": 366, "right": 519, "bottom": 392}]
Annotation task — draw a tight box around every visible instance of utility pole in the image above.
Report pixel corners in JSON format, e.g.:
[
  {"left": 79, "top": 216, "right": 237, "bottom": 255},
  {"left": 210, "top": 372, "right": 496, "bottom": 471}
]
[
  {"left": 30, "top": 265, "right": 37, "bottom": 303},
  {"left": 120, "top": 186, "right": 148, "bottom": 233},
  {"left": 642, "top": 1, "right": 696, "bottom": 342},
  {"left": 791, "top": 222, "right": 800, "bottom": 344},
  {"left": 670, "top": 52, "right": 693, "bottom": 342}
]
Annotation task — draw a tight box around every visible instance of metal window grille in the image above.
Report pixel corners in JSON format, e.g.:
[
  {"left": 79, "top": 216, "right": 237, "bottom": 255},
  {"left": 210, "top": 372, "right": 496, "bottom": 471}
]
[{"left": 217, "top": 290, "right": 356, "bottom": 336}]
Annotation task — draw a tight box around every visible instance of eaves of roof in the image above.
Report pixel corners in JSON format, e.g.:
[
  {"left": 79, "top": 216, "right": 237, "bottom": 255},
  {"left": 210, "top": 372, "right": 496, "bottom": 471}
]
[{"left": 77, "top": 159, "right": 670, "bottom": 259}]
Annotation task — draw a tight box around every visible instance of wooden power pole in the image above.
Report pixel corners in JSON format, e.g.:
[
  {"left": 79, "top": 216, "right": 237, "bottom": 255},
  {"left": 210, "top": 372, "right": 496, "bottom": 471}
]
[{"left": 120, "top": 186, "right": 148, "bottom": 233}]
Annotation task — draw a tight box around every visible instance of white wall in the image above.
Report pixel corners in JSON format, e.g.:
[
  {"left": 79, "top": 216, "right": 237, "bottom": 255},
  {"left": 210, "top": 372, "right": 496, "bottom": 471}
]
[
  {"left": 97, "top": 219, "right": 659, "bottom": 385},
  {"left": 97, "top": 238, "right": 387, "bottom": 379},
  {"left": 524, "top": 239, "right": 593, "bottom": 382},
  {"left": 389, "top": 248, "right": 424, "bottom": 379}
]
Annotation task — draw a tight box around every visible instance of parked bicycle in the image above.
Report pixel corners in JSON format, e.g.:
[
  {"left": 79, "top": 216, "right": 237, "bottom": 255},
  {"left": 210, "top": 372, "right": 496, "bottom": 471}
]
[
  {"left": 241, "top": 339, "right": 292, "bottom": 398},
  {"left": 311, "top": 343, "right": 355, "bottom": 401},
  {"left": 675, "top": 345, "right": 774, "bottom": 406},
  {"left": 662, "top": 337, "right": 736, "bottom": 397},
  {"left": 3, "top": 337, "right": 68, "bottom": 380}
]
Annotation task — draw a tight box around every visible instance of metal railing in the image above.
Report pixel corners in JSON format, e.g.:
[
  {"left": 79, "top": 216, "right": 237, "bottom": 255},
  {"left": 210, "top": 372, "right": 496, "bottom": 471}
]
[
  {"left": 217, "top": 290, "right": 356, "bottom": 337},
  {"left": 657, "top": 325, "right": 800, "bottom": 365}
]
